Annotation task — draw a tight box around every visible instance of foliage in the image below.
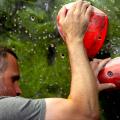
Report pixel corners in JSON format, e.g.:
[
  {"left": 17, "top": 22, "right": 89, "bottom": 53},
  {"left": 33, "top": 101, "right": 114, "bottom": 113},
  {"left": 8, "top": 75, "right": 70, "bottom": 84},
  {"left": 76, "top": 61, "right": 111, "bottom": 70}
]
[
  {"left": 0, "top": 0, "right": 69, "bottom": 99},
  {"left": 0, "top": 0, "right": 120, "bottom": 119}
]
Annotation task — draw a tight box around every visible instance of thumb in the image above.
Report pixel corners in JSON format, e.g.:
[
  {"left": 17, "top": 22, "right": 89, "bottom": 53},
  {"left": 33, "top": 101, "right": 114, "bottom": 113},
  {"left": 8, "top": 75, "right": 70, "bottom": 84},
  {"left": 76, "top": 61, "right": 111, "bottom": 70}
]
[{"left": 98, "top": 83, "right": 116, "bottom": 92}]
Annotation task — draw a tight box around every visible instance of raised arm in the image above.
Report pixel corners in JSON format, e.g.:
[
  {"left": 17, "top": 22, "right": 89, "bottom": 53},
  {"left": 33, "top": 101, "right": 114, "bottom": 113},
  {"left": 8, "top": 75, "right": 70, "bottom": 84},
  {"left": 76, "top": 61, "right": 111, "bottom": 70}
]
[
  {"left": 45, "top": 1, "right": 99, "bottom": 120},
  {"left": 63, "top": 0, "right": 99, "bottom": 117}
]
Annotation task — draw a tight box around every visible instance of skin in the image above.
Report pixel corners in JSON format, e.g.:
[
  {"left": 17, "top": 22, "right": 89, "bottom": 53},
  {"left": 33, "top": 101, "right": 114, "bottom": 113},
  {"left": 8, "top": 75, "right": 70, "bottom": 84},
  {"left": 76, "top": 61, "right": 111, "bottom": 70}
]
[
  {"left": 90, "top": 58, "right": 116, "bottom": 91},
  {"left": 0, "top": 53, "right": 22, "bottom": 96},
  {"left": 0, "top": 0, "right": 116, "bottom": 120},
  {"left": 45, "top": 1, "right": 99, "bottom": 120}
]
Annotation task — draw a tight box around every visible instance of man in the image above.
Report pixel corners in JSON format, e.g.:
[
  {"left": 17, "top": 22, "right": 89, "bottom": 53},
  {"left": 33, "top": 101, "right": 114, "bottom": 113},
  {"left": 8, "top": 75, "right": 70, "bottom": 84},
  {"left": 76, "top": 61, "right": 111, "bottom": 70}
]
[{"left": 0, "top": 0, "right": 115, "bottom": 120}]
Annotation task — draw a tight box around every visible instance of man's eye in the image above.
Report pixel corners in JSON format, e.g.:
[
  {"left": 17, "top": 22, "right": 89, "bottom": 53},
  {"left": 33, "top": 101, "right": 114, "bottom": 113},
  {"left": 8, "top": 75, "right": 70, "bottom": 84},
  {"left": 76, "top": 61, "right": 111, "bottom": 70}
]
[
  {"left": 11, "top": 76, "right": 20, "bottom": 82},
  {"left": 12, "top": 79, "right": 16, "bottom": 83}
]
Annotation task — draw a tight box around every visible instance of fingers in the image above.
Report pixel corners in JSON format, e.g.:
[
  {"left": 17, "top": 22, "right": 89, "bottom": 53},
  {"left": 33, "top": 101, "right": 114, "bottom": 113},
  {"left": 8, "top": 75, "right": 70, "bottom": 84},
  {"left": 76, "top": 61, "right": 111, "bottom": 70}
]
[
  {"left": 90, "top": 58, "right": 111, "bottom": 76},
  {"left": 98, "top": 58, "right": 111, "bottom": 69},
  {"left": 57, "top": 6, "right": 67, "bottom": 22},
  {"left": 93, "top": 58, "right": 109, "bottom": 62},
  {"left": 93, "top": 58, "right": 102, "bottom": 63},
  {"left": 92, "top": 58, "right": 111, "bottom": 66},
  {"left": 81, "top": 1, "right": 91, "bottom": 15},
  {"left": 98, "top": 83, "right": 116, "bottom": 92},
  {"left": 75, "top": 0, "right": 83, "bottom": 15},
  {"left": 90, "top": 58, "right": 103, "bottom": 70},
  {"left": 97, "top": 58, "right": 111, "bottom": 73},
  {"left": 67, "top": 0, "right": 92, "bottom": 18},
  {"left": 66, "top": 2, "right": 77, "bottom": 17},
  {"left": 85, "top": 5, "right": 93, "bottom": 21},
  {"left": 75, "top": 0, "right": 92, "bottom": 18}
]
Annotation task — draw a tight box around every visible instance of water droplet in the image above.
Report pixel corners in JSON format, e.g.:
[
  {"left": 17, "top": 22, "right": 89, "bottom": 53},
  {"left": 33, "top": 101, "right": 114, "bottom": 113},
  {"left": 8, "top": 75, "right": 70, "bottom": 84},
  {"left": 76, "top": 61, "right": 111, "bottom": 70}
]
[
  {"left": 33, "top": 51, "right": 36, "bottom": 54},
  {"left": 17, "top": 17, "right": 20, "bottom": 20},
  {"left": 30, "top": 16, "right": 35, "bottom": 22},
  {"left": 116, "top": 115, "right": 120, "bottom": 119},
  {"left": 14, "top": 30, "right": 17, "bottom": 33},
  {"left": 14, "top": 18, "right": 17, "bottom": 22},
  {"left": 49, "top": 34, "right": 52, "bottom": 38},
  {"left": 25, "top": 30, "right": 28, "bottom": 33},
  {"left": 43, "top": 36, "right": 46, "bottom": 39},
  {"left": 34, "top": 43, "right": 37, "bottom": 47},
  {"left": 113, "top": 50, "right": 118, "bottom": 55},
  {"left": 50, "top": 43, "right": 54, "bottom": 48},
  {"left": 19, "top": 25, "right": 22, "bottom": 29},
  {"left": 29, "top": 33, "right": 32, "bottom": 38},
  {"left": 16, "top": 10, "right": 19, "bottom": 14},
  {"left": 18, "top": 31, "right": 21, "bottom": 34},
  {"left": 60, "top": 53, "right": 65, "bottom": 59},
  {"left": 107, "top": 9, "right": 111, "bottom": 12},
  {"left": 43, "top": 31, "right": 46, "bottom": 34},
  {"left": 23, "top": 5, "right": 26, "bottom": 9},
  {"left": 111, "top": 0, "right": 115, "bottom": 3},
  {"left": 38, "top": 36, "right": 41, "bottom": 40},
  {"left": 31, "top": 48, "right": 34, "bottom": 52},
  {"left": 14, "top": 24, "right": 17, "bottom": 27},
  {"left": 9, "top": 12, "right": 12, "bottom": 16},
  {"left": 45, "top": 2, "right": 49, "bottom": 11},
  {"left": 19, "top": 20, "right": 23, "bottom": 24},
  {"left": 54, "top": 6, "right": 57, "bottom": 9}
]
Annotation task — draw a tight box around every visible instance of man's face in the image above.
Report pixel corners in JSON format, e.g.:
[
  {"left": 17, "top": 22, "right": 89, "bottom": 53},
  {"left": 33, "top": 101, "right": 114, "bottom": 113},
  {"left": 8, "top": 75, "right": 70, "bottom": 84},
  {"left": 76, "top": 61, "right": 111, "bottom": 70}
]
[{"left": 1, "top": 53, "right": 22, "bottom": 96}]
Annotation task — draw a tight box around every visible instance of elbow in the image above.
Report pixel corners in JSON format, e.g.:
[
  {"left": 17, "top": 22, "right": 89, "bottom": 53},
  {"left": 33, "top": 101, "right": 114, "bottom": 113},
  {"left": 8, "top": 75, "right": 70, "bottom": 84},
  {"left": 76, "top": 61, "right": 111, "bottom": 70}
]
[
  {"left": 80, "top": 108, "right": 100, "bottom": 120},
  {"left": 77, "top": 107, "right": 100, "bottom": 120},
  {"left": 88, "top": 110, "right": 100, "bottom": 120},
  {"left": 81, "top": 112, "right": 100, "bottom": 120},
  {"left": 78, "top": 110, "right": 100, "bottom": 120},
  {"left": 69, "top": 100, "right": 100, "bottom": 120}
]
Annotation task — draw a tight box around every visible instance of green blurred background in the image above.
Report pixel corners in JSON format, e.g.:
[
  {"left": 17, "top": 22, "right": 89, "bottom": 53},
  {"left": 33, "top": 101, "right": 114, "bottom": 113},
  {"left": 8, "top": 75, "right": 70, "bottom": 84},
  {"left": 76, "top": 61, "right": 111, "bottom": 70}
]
[{"left": 0, "top": 0, "right": 120, "bottom": 119}]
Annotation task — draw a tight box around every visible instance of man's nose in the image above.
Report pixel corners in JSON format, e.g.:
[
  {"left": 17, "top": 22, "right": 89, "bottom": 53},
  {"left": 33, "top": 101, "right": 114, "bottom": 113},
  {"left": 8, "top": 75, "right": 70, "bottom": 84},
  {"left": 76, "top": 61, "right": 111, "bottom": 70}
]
[
  {"left": 15, "top": 82, "right": 22, "bottom": 96},
  {"left": 16, "top": 87, "right": 22, "bottom": 96}
]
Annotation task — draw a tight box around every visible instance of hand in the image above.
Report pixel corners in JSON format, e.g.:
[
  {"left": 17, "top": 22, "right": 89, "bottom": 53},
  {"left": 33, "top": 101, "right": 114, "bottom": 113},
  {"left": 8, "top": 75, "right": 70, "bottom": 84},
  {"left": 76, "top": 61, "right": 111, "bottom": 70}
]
[
  {"left": 58, "top": 0, "right": 93, "bottom": 45},
  {"left": 90, "top": 58, "right": 116, "bottom": 92}
]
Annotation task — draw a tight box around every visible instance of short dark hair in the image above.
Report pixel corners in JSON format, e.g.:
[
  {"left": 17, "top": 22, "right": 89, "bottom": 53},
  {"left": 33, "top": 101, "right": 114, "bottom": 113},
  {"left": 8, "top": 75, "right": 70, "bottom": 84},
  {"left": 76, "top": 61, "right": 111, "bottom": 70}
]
[
  {"left": 0, "top": 46, "right": 18, "bottom": 59},
  {"left": 0, "top": 46, "right": 18, "bottom": 73}
]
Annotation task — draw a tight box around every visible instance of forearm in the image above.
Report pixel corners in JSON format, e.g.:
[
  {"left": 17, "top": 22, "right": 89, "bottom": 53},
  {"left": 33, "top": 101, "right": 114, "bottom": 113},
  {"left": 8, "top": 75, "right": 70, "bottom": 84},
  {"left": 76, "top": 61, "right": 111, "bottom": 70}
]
[
  {"left": 58, "top": 1, "right": 99, "bottom": 119},
  {"left": 68, "top": 39, "right": 99, "bottom": 114}
]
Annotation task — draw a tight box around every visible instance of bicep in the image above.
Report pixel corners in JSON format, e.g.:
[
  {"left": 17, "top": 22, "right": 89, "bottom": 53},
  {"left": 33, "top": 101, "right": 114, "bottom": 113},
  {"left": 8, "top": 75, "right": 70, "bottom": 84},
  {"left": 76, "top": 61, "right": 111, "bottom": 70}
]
[{"left": 45, "top": 98, "right": 88, "bottom": 120}]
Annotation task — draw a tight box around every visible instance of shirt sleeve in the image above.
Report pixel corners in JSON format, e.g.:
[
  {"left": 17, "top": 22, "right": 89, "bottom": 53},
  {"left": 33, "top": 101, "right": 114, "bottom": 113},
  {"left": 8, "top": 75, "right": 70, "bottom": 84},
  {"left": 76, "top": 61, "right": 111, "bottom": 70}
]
[{"left": 0, "top": 96, "right": 46, "bottom": 120}]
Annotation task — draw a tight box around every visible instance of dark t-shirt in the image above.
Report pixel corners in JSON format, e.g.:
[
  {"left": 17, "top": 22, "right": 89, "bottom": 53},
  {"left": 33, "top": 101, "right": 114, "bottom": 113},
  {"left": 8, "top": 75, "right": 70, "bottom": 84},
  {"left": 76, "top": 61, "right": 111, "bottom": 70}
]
[{"left": 0, "top": 96, "right": 46, "bottom": 120}]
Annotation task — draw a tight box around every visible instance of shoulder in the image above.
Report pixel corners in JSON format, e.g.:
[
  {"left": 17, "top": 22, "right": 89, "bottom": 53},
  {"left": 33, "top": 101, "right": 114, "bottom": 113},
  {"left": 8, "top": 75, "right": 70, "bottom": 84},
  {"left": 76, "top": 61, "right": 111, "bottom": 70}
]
[{"left": 0, "top": 96, "right": 46, "bottom": 120}]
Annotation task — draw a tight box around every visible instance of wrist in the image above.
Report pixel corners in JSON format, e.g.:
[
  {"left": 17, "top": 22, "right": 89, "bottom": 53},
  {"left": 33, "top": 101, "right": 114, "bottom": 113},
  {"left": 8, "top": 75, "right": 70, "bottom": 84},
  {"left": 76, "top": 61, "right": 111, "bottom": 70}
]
[{"left": 66, "top": 38, "right": 84, "bottom": 51}]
